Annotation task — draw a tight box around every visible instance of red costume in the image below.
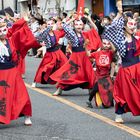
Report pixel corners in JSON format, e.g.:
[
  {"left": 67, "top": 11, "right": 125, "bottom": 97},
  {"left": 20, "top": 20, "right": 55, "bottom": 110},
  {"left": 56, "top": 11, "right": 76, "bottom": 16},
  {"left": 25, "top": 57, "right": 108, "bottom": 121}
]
[
  {"left": 0, "top": 19, "right": 39, "bottom": 124},
  {"left": 33, "top": 30, "right": 68, "bottom": 84},
  {"left": 114, "top": 37, "right": 140, "bottom": 115},
  {"left": 83, "top": 28, "right": 102, "bottom": 51},
  {"left": 18, "top": 57, "right": 25, "bottom": 75},
  {"left": 89, "top": 50, "right": 114, "bottom": 107},
  {"left": 50, "top": 31, "right": 95, "bottom": 91}
]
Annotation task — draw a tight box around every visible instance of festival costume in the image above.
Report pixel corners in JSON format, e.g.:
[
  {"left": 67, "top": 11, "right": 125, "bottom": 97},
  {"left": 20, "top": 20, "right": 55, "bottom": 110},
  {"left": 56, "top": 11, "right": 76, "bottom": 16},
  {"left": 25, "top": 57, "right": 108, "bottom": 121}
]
[
  {"left": 50, "top": 24, "right": 95, "bottom": 91},
  {"left": 0, "top": 19, "right": 39, "bottom": 124},
  {"left": 33, "top": 29, "right": 68, "bottom": 84},
  {"left": 103, "top": 16, "right": 140, "bottom": 116},
  {"left": 18, "top": 57, "right": 25, "bottom": 76},
  {"left": 89, "top": 50, "right": 114, "bottom": 107},
  {"left": 114, "top": 39, "right": 140, "bottom": 115},
  {"left": 83, "top": 28, "right": 102, "bottom": 51}
]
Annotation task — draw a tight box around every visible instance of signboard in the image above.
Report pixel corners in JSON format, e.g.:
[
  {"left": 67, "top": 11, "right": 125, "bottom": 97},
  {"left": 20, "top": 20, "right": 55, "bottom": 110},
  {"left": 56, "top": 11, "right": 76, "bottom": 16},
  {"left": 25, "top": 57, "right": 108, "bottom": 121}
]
[
  {"left": 123, "top": 0, "right": 140, "bottom": 5},
  {"left": 18, "top": 0, "right": 28, "bottom": 2}
]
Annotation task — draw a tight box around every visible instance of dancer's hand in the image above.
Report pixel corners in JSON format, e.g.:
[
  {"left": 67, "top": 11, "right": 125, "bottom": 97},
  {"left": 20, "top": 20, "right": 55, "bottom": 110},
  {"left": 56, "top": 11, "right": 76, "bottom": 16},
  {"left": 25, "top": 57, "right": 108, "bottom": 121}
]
[
  {"left": 86, "top": 50, "right": 91, "bottom": 56},
  {"left": 84, "top": 39, "right": 90, "bottom": 48},
  {"left": 116, "top": 0, "right": 123, "bottom": 14},
  {"left": 22, "top": 12, "right": 29, "bottom": 22}
]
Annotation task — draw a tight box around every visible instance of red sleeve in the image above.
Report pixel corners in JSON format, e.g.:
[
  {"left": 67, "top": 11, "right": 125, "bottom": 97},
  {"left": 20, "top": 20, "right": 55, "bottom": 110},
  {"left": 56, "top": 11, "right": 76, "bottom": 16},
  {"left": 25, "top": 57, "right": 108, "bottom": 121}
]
[
  {"left": 83, "top": 28, "right": 102, "bottom": 51},
  {"left": 89, "top": 52, "right": 96, "bottom": 59},
  {"left": 7, "top": 18, "right": 40, "bottom": 58},
  {"left": 54, "top": 30, "right": 65, "bottom": 43}
]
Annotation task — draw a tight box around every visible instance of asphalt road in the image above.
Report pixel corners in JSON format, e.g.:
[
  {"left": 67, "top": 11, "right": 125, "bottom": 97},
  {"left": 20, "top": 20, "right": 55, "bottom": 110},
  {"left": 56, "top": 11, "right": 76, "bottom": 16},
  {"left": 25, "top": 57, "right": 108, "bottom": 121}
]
[{"left": 0, "top": 56, "right": 140, "bottom": 140}]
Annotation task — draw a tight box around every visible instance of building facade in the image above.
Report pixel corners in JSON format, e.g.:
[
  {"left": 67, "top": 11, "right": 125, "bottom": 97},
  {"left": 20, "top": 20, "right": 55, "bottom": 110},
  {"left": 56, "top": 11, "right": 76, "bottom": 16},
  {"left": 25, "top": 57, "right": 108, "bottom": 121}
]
[
  {"left": 1, "top": 0, "right": 140, "bottom": 18},
  {"left": 0, "top": 0, "right": 17, "bottom": 11},
  {"left": 95, "top": 0, "right": 140, "bottom": 16},
  {"left": 123, "top": 0, "right": 140, "bottom": 13},
  {"left": 38, "top": 0, "right": 76, "bottom": 18}
]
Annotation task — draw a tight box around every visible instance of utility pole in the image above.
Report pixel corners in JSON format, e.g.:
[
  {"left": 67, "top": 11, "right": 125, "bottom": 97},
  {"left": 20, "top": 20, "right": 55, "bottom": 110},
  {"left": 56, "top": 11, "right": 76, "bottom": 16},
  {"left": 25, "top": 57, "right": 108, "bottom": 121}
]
[
  {"left": 44, "top": 0, "right": 48, "bottom": 13},
  {"left": 55, "top": 0, "right": 61, "bottom": 17},
  {"left": 2, "top": 0, "right": 4, "bottom": 9},
  {"left": 76, "top": 0, "right": 78, "bottom": 10},
  {"left": 15, "top": 0, "right": 18, "bottom": 12},
  {"left": 31, "top": 0, "right": 38, "bottom": 15}
]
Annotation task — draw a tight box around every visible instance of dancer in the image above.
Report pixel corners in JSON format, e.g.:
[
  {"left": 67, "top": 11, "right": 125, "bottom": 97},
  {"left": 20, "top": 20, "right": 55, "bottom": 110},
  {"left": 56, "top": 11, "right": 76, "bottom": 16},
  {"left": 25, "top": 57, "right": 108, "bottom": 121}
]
[
  {"left": 86, "top": 39, "right": 115, "bottom": 108},
  {"left": 0, "top": 17, "right": 39, "bottom": 125},
  {"left": 103, "top": 0, "right": 140, "bottom": 123},
  {"left": 50, "top": 16, "right": 99, "bottom": 95},
  {"left": 31, "top": 18, "right": 68, "bottom": 87}
]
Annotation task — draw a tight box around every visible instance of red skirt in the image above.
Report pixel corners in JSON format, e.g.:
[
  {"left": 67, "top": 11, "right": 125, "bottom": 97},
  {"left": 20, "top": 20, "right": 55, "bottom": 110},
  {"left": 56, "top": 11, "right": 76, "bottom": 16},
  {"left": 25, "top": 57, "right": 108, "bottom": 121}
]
[
  {"left": 114, "top": 62, "right": 140, "bottom": 116},
  {"left": 34, "top": 49, "right": 68, "bottom": 84},
  {"left": 50, "top": 51, "right": 95, "bottom": 90},
  {"left": 0, "top": 67, "right": 32, "bottom": 124},
  {"left": 95, "top": 76, "right": 114, "bottom": 107}
]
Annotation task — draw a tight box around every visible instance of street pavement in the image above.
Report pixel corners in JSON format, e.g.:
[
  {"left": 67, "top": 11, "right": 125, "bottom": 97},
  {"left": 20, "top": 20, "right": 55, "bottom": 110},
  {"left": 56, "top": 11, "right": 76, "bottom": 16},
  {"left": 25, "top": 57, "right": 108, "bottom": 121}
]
[{"left": 0, "top": 56, "right": 140, "bottom": 140}]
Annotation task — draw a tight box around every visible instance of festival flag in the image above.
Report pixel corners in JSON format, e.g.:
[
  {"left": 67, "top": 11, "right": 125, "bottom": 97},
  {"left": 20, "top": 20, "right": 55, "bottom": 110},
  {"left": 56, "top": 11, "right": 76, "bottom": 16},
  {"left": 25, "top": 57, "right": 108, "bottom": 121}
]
[{"left": 77, "top": 0, "right": 85, "bottom": 17}]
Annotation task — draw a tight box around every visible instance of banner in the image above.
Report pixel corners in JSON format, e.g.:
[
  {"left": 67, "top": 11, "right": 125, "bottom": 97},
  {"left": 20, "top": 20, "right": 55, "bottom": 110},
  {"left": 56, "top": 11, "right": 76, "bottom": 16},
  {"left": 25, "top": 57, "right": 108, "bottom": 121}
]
[{"left": 77, "top": 0, "right": 85, "bottom": 17}]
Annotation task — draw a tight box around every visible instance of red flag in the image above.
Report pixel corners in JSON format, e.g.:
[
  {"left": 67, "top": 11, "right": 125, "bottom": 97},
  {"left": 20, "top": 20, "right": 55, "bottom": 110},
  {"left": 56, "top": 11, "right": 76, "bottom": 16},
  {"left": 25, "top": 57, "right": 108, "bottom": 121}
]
[{"left": 77, "top": 0, "right": 85, "bottom": 17}]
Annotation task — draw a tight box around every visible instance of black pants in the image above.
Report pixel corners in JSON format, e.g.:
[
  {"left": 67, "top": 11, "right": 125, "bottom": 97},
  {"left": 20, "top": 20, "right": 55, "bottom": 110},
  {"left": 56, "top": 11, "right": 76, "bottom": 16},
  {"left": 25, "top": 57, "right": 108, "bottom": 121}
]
[
  {"left": 115, "top": 104, "right": 125, "bottom": 114},
  {"left": 89, "top": 82, "right": 98, "bottom": 101},
  {"left": 61, "top": 45, "right": 66, "bottom": 54}
]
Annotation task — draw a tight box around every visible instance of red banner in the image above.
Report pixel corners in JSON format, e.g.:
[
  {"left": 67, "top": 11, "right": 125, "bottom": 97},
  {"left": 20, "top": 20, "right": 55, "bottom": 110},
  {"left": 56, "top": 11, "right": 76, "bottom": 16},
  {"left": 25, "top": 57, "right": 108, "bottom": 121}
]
[{"left": 77, "top": 0, "right": 85, "bottom": 17}]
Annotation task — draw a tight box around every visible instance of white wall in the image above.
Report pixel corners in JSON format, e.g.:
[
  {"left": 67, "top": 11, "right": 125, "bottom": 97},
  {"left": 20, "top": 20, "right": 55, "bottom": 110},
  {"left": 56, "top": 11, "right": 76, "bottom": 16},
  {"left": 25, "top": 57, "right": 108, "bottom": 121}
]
[
  {"left": 38, "top": 0, "right": 56, "bottom": 18},
  {"left": 19, "top": 1, "right": 29, "bottom": 15},
  {"left": 64, "top": 0, "right": 76, "bottom": 11},
  {"left": 38, "top": 0, "right": 92, "bottom": 18},
  {"left": 38, "top": 0, "right": 76, "bottom": 18},
  {"left": 84, "top": 0, "right": 92, "bottom": 14},
  {"left": 0, "top": 0, "right": 2, "bottom": 10},
  {"left": 0, "top": 0, "right": 20, "bottom": 12},
  {"left": 3, "top": 0, "right": 15, "bottom": 11}
]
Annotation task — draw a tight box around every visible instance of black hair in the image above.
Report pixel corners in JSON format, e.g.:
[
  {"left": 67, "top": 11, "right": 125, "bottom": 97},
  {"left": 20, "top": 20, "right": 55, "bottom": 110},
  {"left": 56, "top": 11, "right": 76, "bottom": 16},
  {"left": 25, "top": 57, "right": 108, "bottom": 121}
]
[
  {"left": 81, "top": 17, "right": 87, "bottom": 24},
  {"left": 91, "top": 14, "right": 100, "bottom": 21},
  {"left": 124, "top": 12, "right": 133, "bottom": 18},
  {"left": 84, "top": 12, "right": 89, "bottom": 16},
  {"left": 123, "top": 12, "right": 133, "bottom": 27},
  {"left": 48, "top": 17, "right": 57, "bottom": 23},
  {"left": 104, "top": 16, "right": 111, "bottom": 21},
  {"left": 62, "top": 12, "right": 67, "bottom": 18},
  {"left": 34, "top": 15, "right": 44, "bottom": 25},
  {"left": 57, "top": 17, "right": 62, "bottom": 21}
]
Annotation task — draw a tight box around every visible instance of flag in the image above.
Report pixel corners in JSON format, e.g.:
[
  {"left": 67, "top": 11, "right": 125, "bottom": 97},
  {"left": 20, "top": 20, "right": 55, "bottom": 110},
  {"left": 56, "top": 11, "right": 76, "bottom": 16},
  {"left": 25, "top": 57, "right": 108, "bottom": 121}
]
[{"left": 77, "top": 0, "right": 85, "bottom": 17}]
